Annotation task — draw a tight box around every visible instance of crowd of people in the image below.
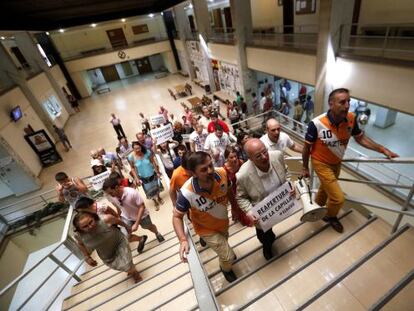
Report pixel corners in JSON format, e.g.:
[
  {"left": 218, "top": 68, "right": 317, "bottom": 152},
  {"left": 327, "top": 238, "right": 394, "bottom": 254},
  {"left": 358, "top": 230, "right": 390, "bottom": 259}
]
[{"left": 55, "top": 85, "right": 397, "bottom": 285}]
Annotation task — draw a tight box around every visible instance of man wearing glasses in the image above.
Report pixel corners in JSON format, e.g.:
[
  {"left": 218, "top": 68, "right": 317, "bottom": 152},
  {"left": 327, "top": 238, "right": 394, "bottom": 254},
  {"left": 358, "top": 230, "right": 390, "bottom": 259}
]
[{"left": 236, "top": 138, "right": 290, "bottom": 260}]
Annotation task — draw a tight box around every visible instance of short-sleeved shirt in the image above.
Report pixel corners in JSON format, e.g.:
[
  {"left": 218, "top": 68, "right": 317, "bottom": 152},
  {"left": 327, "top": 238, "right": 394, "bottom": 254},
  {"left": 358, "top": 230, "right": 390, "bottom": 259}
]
[
  {"left": 170, "top": 166, "right": 191, "bottom": 192},
  {"left": 204, "top": 132, "right": 231, "bottom": 155},
  {"left": 260, "top": 132, "right": 294, "bottom": 152},
  {"left": 110, "top": 118, "right": 120, "bottom": 126},
  {"left": 107, "top": 187, "right": 148, "bottom": 221},
  {"left": 128, "top": 150, "right": 154, "bottom": 178},
  {"left": 189, "top": 130, "right": 209, "bottom": 151},
  {"left": 176, "top": 168, "right": 229, "bottom": 236},
  {"left": 305, "top": 111, "right": 362, "bottom": 164}
]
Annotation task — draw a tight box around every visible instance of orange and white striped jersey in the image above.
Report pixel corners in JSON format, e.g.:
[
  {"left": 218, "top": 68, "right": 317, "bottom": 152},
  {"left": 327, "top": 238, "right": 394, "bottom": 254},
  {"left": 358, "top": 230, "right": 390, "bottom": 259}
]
[
  {"left": 176, "top": 168, "right": 229, "bottom": 236},
  {"left": 305, "top": 111, "right": 362, "bottom": 164}
]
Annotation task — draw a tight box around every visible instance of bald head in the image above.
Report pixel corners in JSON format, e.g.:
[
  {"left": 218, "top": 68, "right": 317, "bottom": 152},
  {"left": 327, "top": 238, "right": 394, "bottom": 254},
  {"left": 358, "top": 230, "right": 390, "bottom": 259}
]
[
  {"left": 266, "top": 118, "right": 281, "bottom": 143},
  {"left": 244, "top": 139, "right": 270, "bottom": 171}
]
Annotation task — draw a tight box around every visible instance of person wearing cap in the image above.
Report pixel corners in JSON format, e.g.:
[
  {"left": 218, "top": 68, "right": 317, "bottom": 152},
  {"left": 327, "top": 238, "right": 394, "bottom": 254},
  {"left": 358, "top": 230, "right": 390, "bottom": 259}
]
[{"left": 91, "top": 159, "right": 108, "bottom": 176}]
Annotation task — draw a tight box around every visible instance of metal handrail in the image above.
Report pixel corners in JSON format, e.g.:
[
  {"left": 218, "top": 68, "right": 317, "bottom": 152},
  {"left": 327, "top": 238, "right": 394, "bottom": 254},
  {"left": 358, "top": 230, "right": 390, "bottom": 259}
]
[{"left": 0, "top": 202, "right": 79, "bottom": 310}]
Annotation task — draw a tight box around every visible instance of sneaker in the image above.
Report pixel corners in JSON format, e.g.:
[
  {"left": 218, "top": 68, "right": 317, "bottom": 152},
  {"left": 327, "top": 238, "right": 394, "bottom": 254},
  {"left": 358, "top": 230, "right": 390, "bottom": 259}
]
[
  {"left": 137, "top": 235, "right": 148, "bottom": 253},
  {"left": 199, "top": 238, "right": 207, "bottom": 247},
  {"left": 323, "top": 216, "right": 344, "bottom": 233},
  {"left": 221, "top": 268, "right": 237, "bottom": 283},
  {"left": 156, "top": 233, "right": 165, "bottom": 242}
]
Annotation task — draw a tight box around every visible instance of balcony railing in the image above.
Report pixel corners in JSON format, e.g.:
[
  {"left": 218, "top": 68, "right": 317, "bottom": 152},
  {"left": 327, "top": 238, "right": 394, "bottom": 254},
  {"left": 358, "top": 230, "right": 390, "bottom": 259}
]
[
  {"left": 339, "top": 23, "right": 414, "bottom": 61},
  {"left": 60, "top": 32, "right": 169, "bottom": 61},
  {"left": 248, "top": 24, "right": 319, "bottom": 52},
  {"left": 209, "top": 27, "right": 235, "bottom": 44}
]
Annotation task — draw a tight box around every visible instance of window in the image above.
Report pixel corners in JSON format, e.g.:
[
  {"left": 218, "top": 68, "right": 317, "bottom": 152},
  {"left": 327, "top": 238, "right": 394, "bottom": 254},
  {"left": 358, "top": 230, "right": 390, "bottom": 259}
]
[{"left": 42, "top": 94, "right": 62, "bottom": 119}]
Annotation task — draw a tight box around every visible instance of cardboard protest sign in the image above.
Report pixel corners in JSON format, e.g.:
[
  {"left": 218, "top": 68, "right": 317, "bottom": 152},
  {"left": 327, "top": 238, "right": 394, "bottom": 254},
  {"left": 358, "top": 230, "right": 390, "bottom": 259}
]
[
  {"left": 150, "top": 123, "right": 174, "bottom": 145},
  {"left": 89, "top": 170, "right": 111, "bottom": 191},
  {"left": 150, "top": 114, "right": 166, "bottom": 126},
  {"left": 251, "top": 181, "right": 302, "bottom": 232}
]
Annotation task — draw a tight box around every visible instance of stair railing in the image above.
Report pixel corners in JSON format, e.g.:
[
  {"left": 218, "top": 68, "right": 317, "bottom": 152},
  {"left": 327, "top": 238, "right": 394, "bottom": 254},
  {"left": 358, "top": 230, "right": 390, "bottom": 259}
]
[{"left": 0, "top": 204, "right": 84, "bottom": 310}]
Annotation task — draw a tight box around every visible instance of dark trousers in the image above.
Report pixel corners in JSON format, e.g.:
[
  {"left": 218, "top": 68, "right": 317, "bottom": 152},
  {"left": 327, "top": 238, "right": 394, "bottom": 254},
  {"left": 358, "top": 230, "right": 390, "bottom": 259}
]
[
  {"left": 113, "top": 124, "right": 126, "bottom": 138},
  {"left": 256, "top": 227, "right": 276, "bottom": 248}
]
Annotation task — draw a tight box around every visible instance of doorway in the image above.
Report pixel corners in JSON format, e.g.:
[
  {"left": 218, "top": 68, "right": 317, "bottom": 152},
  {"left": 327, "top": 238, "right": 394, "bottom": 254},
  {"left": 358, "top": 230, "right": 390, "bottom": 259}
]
[
  {"left": 121, "top": 61, "right": 133, "bottom": 76},
  {"left": 106, "top": 28, "right": 128, "bottom": 48},
  {"left": 10, "top": 47, "right": 30, "bottom": 69},
  {"left": 101, "top": 65, "right": 120, "bottom": 82},
  {"left": 135, "top": 57, "right": 153, "bottom": 74},
  {"left": 213, "top": 9, "right": 223, "bottom": 30},
  {"left": 283, "top": 0, "right": 294, "bottom": 34},
  {"left": 188, "top": 15, "right": 196, "bottom": 32},
  {"left": 223, "top": 7, "right": 233, "bottom": 30}
]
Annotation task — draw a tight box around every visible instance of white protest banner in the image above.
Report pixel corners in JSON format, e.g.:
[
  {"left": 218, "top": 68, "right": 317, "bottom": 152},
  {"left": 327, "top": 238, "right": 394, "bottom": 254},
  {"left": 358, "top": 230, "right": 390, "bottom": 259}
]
[
  {"left": 150, "top": 114, "right": 166, "bottom": 126},
  {"left": 251, "top": 181, "right": 302, "bottom": 232},
  {"left": 150, "top": 123, "right": 174, "bottom": 145},
  {"left": 88, "top": 170, "right": 111, "bottom": 191}
]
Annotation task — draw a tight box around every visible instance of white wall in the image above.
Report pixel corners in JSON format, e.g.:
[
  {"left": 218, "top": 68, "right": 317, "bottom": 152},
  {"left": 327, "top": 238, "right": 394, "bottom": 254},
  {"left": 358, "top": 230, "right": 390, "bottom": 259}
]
[
  {"left": 250, "top": 0, "right": 283, "bottom": 29},
  {"left": 51, "top": 15, "right": 167, "bottom": 59},
  {"left": 331, "top": 57, "right": 414, "bottom": 115},
  {"left": 208, "top": 43, "right": 238, "bottom": 64},
  {"left": 161, "top": 51, "right": 178, "bottom": 73},
  {"left": 65, "top": 40, "right": 172, "bottom": 72},
  {"left": 26, "top": 73, "right": 70, "bottom": 129},
  {"left": 359, "top": 0, "right": 414, "bottom": 24},
  {"left": 0, "top": 88, "right": 52, "bottom": 176},
  {"left": 246, "top": 47, "right": 316, "bottom": 85}
]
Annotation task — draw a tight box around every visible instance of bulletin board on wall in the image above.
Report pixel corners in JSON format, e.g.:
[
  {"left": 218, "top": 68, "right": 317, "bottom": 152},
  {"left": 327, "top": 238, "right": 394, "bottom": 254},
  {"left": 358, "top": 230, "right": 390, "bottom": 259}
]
[
  {"left": 213, "top": 59, "right": 241, "bottom": 96},
  {"left": 186, "top": 41, "right": 209, "bottom": 84},
  {"left": 295, "top": 0, "right": 316, "bottom": 14},
  {"left": 132, "top": 24, "right": 149, "bottom": 34}
]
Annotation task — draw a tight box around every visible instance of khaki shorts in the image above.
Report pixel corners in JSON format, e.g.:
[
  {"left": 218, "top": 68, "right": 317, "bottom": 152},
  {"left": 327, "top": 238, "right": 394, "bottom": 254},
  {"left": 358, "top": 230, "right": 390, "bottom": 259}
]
[{"left": 122, "top": 215, "right": 153, "bottom": 230}]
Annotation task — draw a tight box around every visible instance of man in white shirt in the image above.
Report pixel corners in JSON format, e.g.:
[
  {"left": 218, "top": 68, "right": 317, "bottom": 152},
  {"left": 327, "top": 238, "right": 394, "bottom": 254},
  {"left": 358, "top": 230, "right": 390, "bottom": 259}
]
[
  {"left": 198, "top": 107, "right": 211, "bottom": 129},
  {"left": 204, "top": 124, "right": 231, "bottom": 167},
  {"left": 189, "top": 123, "right": 208, "bottom": 152},
  {"left": 260, "top": 118, "right": 303, "bottom": 153},
  {"left": 110, "top": 113, "right": 126, "bottom": 138},
  {"left": 259, "top": 92, "right": 267, "bottom": 113}
]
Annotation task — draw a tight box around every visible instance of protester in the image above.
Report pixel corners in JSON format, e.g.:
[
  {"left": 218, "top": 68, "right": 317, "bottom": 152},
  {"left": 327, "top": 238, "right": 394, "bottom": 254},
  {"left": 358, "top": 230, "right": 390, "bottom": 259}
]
[
  {"left": 110, "top": 113, "right": 126, "bottom": 138},
  {"left": 55, "top": 172, "right": 88, "bottom": 206},
  {"left": 53, "top": 125, "right": 72, "bottom": 151},
  {"left": 302, "top": 88, "right": 398, "bottom": 233},
  {"left": 224, "top": 146, "right": 252, "bottom": 226},
  {"left": 73, "top": 211, "right": 142, "bottom": 282},
  {"left": 128, "top": 141, "right": 164, "bottom": 210},
  {"left": 236, "top": 139, "right": 291, "bottom": 260},
  {"left": 260, "top": 118, "right": 303, "bottom": 153},
  {"left": 103, "top": 178, "right": 165, "bottom": 251},
  {"left": 189, "top": 123, "right": 208, "bottom": 152},
  {"left": 173, "top": 152, "right": 238, "bottom": 282}
]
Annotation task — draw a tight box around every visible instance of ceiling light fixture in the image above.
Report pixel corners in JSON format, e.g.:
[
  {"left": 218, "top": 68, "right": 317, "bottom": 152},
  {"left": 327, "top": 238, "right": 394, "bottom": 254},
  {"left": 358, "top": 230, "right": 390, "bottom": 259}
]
[
  {"left": 91, "top": 23, "right": 97, "bottom": 27},
  {"left": 46, "top": 31, "right": 50, "bottom": 35},
  {"left": 0, "top": 36, "right": 5, "bottom": 40},
  {"left": 148, "top": 13, "right": 154, "bottom": 18},
  {"left": 121, "top": 18, "right": 126, "bottom": 22},
  {"left": 59, "top": 29, "right": 65, "bottom": 33}
]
